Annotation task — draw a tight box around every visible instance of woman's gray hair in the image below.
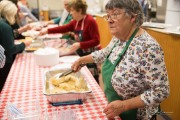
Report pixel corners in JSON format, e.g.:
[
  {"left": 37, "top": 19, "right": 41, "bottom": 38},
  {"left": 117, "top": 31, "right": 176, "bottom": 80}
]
[
  {"left": 105, "top": 0, "right": 144, "bottom": 27},
  {"left": 0, "top": 0, "right": 18, "bottom": 25}
]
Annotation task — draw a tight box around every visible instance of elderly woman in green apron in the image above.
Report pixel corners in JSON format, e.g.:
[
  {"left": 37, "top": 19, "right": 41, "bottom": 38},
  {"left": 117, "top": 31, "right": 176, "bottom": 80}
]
[
  {"left": 71, "top": 0, "right": 170, "bottom": 119},
  {"left": 39, "top": 0, "right": 100, "bottom": 83}
]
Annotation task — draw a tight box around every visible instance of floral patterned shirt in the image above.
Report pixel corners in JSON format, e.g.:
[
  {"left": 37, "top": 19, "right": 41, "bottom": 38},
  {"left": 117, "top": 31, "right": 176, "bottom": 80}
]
[{"left": 91, "top": 31, "right": 170, "bottom": 120}]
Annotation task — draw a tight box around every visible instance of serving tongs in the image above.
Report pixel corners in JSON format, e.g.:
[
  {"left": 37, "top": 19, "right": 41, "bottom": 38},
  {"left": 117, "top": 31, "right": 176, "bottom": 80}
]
[
  {"left": 58, "top": 69, "right": 74, "bottom": 78},
  {"left": 53, "top": 70, "right": 74, "bottom": 84},
  {"left": 55, "top": 63, "right": 86, "bottom": 79},
  {"left": 55, "top": 40, "right": 67, "bottom": 48}
]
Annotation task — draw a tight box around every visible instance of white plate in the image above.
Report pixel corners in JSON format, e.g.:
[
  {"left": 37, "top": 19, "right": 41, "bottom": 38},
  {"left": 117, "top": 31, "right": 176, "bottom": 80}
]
[
  {"left": 22, "top": 30, "right": 40, "bottom": 37},
  {"left": 59, "top": 55, "right": 79, "bottom": 63},
  {"left": 42, "top": 34, "right": 62, "bottom": 39},
  {"left": 50, "top": 63, "right": 73, "bottom": 70}
]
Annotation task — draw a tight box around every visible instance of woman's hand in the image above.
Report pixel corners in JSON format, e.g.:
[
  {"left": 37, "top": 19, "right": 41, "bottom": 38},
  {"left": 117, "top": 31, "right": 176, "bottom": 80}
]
[
  {"left": 104, "top": 100, "right": 125, "bottom": 119},
  {"left": 24, "top": 24, "right": 33, "bottom": 31},
  {"left": 32, "top": 26, "right": 43, "bottom": 31},
  {"left": 23, "top": 40, "right": 32, "bottom": 47},
  {"left": 42, "top": 21, "right": 49, "bottom": 27},
  {"left": 71, "top": 58, "right": 81, "bottom": 72},
  {"left": 70, "top": 42, "right": 80, "bottom": 52},
  {"left": 71, "top": 54, "right": 93, "bottom": 72},
  {"left": 18, "top": 24, "right": 33, "bottom": 34},
  {"left": 71, "top": 58, "right": 85, "bottom": 72},
  {"left": 39, "top": 28, "right": 48, "bottom": 36}
]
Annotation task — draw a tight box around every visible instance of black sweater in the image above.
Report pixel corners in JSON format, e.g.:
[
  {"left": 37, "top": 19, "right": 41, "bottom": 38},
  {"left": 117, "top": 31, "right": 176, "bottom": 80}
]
[{"left": 0, "top": 19, "right": 25, "bottom": 63}]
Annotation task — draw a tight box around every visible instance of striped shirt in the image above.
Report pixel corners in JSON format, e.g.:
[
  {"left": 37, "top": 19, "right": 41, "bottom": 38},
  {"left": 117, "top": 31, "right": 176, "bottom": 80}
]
[{"left": 0, "top": 45, "right": 6, "bottom": 68}]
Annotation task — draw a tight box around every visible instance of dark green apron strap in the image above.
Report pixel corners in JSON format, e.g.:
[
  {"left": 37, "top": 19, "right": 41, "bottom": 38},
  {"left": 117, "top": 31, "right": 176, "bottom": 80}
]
[
  {"left": 115, "top": 28, "right": 139, "bottom": 120},
  {"left": 102, "top": 28, "right": 139, "bottom": 120}
]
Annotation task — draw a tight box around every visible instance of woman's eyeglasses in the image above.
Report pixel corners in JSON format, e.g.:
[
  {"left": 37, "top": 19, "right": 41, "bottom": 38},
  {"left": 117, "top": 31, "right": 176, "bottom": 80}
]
[{"left": 103, "top": 12, "right": 125, "bottom": 21}]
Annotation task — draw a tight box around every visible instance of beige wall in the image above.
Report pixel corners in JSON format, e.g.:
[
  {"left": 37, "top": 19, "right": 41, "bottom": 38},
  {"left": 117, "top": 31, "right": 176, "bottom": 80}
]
[
  {"left": 27, "top": 0, "right": 64, "bottom": 11},
  {"left": 27, "top": 0, "right": 104, "bottom": 12}
]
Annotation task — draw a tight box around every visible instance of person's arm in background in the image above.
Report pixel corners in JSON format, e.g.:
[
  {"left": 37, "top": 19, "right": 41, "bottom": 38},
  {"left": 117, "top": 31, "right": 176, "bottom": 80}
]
[
  {"left": 20, "top": 5, "right": 38, "bottom": 22},
  {"left": 53, "top": 17, "right": 61, "bottom": 24},
  {"left": 43, "top": 17, "right": 61, "bottom": 26},
  {"left": 0, "top": 45, "right": 6, "bottom": 68},
  {"left": 39, "top": 20, "right": 75, "bottom": 36},
  {"left": 17, "top": 24, "right": 31, "bottom": 33},
  {"left": 47, "top": 20, "right": 75, "bottom": 34},
  {"left": 12, "top": 23, "right": 32, "bottom": 39}
]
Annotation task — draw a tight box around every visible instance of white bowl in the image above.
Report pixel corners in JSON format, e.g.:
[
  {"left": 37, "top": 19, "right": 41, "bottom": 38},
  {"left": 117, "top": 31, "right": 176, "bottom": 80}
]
[{"left": 34, "top": 47, "right": 59, "bottom": 67}]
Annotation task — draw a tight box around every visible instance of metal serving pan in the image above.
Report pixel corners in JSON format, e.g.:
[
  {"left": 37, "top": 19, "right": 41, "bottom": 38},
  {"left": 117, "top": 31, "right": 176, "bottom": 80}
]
[{"left": 43, "top": 69, "right": 92, "bottom": 103}]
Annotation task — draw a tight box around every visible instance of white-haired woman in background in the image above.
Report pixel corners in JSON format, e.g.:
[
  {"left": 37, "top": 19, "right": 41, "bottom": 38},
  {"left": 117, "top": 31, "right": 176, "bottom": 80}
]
[{"left": 0, "top": 0, "right": 32, "bottom": 92}]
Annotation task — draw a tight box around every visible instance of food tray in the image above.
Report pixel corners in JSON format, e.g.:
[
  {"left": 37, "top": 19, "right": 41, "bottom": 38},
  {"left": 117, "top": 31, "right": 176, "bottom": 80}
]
[
  {"left": 25, "top": 40, "right": 45, "bottom": 52},
  {"left": 43, "top": 69, "right": 92, "bottom": 103}
]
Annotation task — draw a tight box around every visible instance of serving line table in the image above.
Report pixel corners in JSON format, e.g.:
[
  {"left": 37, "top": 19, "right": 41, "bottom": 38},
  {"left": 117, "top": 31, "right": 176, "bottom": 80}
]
[{"left": 0, "top": 53, "right": 121, "bottom": 120}]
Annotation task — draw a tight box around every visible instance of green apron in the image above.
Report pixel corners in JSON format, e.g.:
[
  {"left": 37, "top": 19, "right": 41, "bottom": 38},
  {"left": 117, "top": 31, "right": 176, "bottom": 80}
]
[{"left": 102, "top": 28, "right": 139, "bottom": 120}]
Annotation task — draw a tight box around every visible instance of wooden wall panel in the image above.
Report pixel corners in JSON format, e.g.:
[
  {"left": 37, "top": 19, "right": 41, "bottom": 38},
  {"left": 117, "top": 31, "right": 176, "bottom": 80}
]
[{"left": 96, "top": 16, "right": 112, "bottom": 48}]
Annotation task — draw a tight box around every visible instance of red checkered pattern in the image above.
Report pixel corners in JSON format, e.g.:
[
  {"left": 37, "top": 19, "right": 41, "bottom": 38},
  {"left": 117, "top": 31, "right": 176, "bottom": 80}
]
[
  {"left": 44, "top": 39, "right": 66, "bottom": 48},
  {"left": 0, "top": 53, "right": 121, "bottom": 120}
]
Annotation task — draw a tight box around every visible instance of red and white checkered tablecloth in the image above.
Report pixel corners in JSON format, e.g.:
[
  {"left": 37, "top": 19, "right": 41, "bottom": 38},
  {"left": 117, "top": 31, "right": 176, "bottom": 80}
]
[{"left": 0, "top": 53, "right": 121, "bottom": 120}]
